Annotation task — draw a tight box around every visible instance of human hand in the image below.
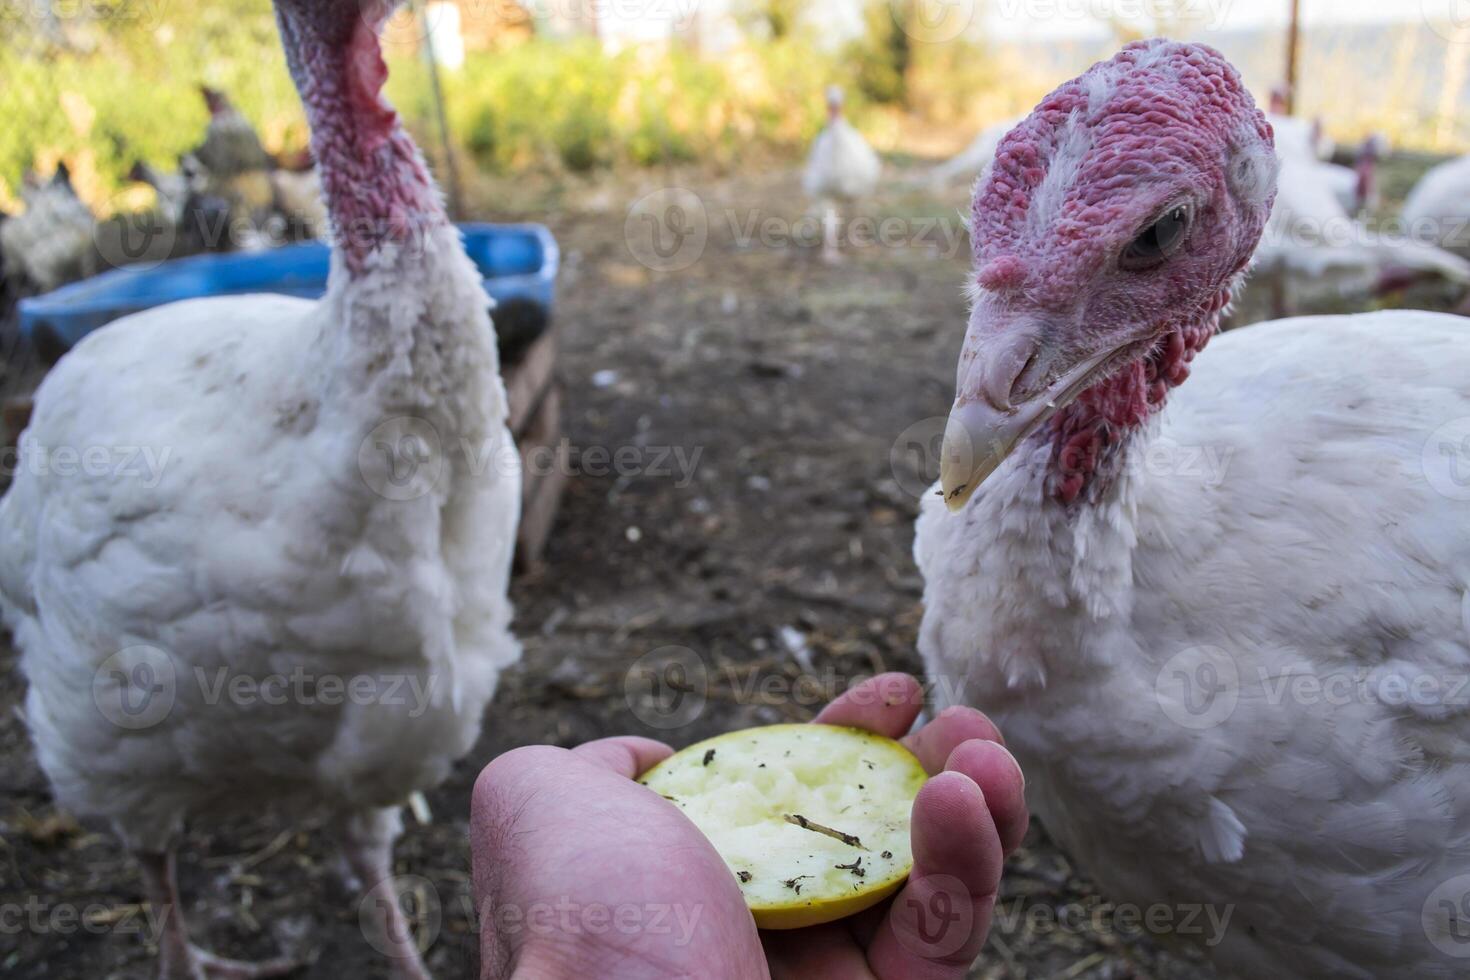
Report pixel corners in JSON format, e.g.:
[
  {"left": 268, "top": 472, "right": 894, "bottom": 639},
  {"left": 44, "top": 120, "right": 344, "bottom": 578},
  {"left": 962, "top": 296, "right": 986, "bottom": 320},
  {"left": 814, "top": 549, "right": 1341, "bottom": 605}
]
[{"left": 470, "top": 672, "right": 1027, "bottom": 979}]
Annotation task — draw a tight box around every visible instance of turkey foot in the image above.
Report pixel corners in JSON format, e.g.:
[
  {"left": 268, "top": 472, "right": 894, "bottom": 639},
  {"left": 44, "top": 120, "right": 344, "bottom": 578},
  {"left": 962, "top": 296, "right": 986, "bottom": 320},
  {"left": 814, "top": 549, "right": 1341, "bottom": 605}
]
[
  {"left": 189, "top": 947, "right": 307, "bottom": 980},
  {"left": 136, "top": 849, "right": 308, "bottom": 980}
]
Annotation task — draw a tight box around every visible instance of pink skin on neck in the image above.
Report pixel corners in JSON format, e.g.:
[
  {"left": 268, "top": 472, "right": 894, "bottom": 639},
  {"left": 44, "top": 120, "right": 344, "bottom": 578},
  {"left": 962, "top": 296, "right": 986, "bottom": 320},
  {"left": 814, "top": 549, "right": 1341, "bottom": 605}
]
[
  {"left": 282, "top": 11, "right": 443, "bottom": 276},
  {"left": 1042, "top": 291, "right": 1228, "bottom": 505}
]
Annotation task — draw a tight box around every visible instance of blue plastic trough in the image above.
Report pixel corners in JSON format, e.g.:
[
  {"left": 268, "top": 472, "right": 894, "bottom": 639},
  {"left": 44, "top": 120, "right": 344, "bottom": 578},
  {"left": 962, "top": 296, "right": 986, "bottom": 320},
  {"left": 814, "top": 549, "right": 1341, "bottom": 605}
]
[{"left": 18, "top": 222, "right": 559, "bottom": 359}]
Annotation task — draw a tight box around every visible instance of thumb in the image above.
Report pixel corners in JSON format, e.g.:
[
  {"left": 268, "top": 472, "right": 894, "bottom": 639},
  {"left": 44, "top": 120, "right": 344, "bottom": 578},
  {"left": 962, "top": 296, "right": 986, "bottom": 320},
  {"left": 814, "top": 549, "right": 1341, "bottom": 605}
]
[{"left": 571, "top": 736, "right": 674, "bottom": 778}]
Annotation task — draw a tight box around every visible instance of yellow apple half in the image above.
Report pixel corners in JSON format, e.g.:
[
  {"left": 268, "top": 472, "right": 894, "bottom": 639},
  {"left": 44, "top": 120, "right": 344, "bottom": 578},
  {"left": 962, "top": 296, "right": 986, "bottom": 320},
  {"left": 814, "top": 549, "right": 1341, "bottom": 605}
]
[{"left": 639, "top": 723, "right": 927, "bottom": 930}]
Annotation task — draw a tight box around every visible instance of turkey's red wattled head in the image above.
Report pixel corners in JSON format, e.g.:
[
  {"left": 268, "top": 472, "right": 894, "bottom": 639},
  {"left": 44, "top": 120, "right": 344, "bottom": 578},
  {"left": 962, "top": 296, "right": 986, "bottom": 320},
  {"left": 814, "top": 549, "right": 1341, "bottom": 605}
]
[
  {"left": 939, "top": 39, "right": 1277, "bottom": 511},
  {"left": 272, "top": 0, "right": 440, "bottom": 275}
]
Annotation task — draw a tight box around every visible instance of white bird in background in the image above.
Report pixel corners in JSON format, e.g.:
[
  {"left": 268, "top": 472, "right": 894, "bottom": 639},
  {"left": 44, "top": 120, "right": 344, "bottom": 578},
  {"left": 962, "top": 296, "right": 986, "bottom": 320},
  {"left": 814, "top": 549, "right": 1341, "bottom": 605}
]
[
  {"left": 1403, "top": 151, "right": 1470, "bottom": 259},
  {"left": 0, "top": 164, "right": 96, "bottom": 294},
  {"left": 1265, "top": 85, "right": 1334, "bottom": 162},
  {"left": 0, "top": 1, "right": 520, "bottom": 977},
  {"left": 1264, "top": 86, "right": 1367, "bottom": 216},
  {"left": 1312, "top": 134, "right": 1385, "bottom": 216},
  {"left": 918, "top": 40, "right": 1470, "bottom": 979},
  {"left": 1253, "top": 130, "right": 1468, "bottom": 315},
  {"left": 1254, "top": 87, "right": 1453, "bottom": 307},
  {"left": 804, "top": 85, "right": 881, "bottom": 263}
]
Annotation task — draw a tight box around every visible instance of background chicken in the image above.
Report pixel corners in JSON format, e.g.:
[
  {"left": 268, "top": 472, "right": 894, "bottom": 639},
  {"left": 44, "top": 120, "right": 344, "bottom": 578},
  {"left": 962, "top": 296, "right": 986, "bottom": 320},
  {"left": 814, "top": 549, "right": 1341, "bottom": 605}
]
[
  {"left": 0, "top": 165, "right": 96, "bottom": 295},
  {"left": 193, "top": 85, "right": 278, "bottom": 249}
]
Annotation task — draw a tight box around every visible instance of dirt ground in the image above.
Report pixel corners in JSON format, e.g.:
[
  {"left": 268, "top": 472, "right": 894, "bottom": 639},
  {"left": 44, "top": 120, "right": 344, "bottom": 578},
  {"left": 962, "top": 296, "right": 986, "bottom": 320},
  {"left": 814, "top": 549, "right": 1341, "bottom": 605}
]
[{"left": 6, "top": 153, "right": 1448, "bottom": 979}]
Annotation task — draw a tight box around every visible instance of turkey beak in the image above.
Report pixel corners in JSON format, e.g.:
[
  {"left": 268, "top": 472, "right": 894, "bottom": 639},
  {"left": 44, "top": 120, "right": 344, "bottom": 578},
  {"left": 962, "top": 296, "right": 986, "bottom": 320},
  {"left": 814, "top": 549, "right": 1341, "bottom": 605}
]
[{"left": 939, "top": 315, "right": 1116, "bottom": 512}]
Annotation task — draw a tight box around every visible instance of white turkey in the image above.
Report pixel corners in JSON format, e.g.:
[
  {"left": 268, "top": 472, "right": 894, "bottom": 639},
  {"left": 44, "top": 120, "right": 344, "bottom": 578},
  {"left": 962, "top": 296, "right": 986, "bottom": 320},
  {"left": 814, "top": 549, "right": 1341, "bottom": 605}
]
[
  {"left": 917, "top": 39, "right": 1470, "bottom": 979},
  {"left": 1251, "top": 138, "right": 1468, "bottom": 317},
  {"left": 1263, "top": 89, "right": 1379, "bottom": 215},
  {"left": 803, "top": 86, "right": 881, "bottom": 262},
  {"left": 0, "top": 1, "right": 520, "bottom": 977},
  {"left": 1312, "top": 134, "right": 1384, "bottom": 217},
  {"left": 1265, "top": 85, "right": 1334, "bottom": 162},
  {"left": 1403, "top": 151, "right": 1470, "bottom": 259},
  {"left": 1252, "top": 94, "right": 1452, "bottom": 313}
]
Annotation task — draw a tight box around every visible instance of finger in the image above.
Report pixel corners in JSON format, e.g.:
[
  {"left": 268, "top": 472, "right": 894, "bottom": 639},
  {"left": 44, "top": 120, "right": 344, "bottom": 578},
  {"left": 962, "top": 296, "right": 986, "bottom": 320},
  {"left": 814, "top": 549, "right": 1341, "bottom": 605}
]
[
  {"left": 764, "top": 924, "right": 872, "bottom": 980},
  {"left": 570, "top": 736, "right": 673, "bottom": 778},
  {"left": 944, "top": 739, "right": 1028, "bottom": 854},
  {"left": 843, "top": 740, "right": 1026, "bottom": 951},
  {"left": 901, "top": 705, "right": 1005, "bottom": 775},
  {"left": 469, "top": 739, "right": 672, "bottom": 863},
  {"left": 865, "top": 772, "right": 1003, "bottom": 980},
  {"left": 814, "top": 672, "right": 924, "bottom": 738}
]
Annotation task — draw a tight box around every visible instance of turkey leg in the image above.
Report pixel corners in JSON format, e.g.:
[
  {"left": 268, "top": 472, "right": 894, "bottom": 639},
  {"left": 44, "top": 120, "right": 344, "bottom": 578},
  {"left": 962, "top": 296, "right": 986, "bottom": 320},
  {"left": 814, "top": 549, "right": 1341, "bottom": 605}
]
[{"left": 136, "top": 848, "right": 303, "bottom": 980}]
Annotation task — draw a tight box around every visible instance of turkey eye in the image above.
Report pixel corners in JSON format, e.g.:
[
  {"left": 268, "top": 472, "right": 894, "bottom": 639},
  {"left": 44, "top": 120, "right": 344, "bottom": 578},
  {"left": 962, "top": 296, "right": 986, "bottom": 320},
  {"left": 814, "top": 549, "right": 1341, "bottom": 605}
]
[{"left": 1121, "top": 206, "right": 1190, "bottom": 271}]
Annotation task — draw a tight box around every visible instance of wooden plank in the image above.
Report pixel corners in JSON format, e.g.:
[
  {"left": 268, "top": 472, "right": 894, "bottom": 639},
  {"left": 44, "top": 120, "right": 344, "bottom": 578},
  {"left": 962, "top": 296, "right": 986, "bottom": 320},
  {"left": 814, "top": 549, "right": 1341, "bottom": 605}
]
[
  {"left": 504, "top": 327, "right": 557, "bottom": 436},
  {"left": 1285, "top": 0, "right": 1300, "bottom": 114},
  {"left": 515, "top": 385, "right": 566, "bottom": 571}
]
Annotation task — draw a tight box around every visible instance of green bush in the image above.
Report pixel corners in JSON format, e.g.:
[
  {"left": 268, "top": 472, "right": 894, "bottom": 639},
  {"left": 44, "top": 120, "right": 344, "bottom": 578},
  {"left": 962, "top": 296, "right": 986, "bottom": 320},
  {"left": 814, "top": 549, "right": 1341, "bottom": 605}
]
[
  {"left": 0, "top": 4, "right": 885, "bottom": 204},
  {"left": 446, "top": 39, "right": 844, "bottom": 176},
  {"left": 0, "top": 1, "right": 300, "bottom": 205}
]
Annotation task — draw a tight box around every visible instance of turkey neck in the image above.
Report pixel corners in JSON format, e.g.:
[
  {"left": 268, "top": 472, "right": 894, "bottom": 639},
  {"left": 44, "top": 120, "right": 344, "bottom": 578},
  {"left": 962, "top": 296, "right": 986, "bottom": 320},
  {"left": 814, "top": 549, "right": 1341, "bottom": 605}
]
[
  {"left": 276, "top": 9, "right": 445, "bottom": 276},
  {"left": 941, "top": 292, "right": 1239, "bottom": 700},
  {"left": 274, "top": 3, "right": 500, "bottom": 431},
  {"left": 1037, "top": 288, "right": 1230, "bottom": 507}
]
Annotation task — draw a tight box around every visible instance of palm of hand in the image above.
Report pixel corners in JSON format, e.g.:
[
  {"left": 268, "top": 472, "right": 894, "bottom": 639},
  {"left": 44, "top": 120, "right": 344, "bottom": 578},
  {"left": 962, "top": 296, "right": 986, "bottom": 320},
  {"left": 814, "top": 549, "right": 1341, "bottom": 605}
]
[{"left": 471, "top": 674, "right": 1027, "bottom": 980}]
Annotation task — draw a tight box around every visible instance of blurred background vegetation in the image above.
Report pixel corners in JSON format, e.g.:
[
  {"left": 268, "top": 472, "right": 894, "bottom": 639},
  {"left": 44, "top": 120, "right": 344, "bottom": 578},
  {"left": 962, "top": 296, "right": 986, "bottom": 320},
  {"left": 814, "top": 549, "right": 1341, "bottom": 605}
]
[{"left": 3, "top": 0, "right": 1469, "bottom": 212}]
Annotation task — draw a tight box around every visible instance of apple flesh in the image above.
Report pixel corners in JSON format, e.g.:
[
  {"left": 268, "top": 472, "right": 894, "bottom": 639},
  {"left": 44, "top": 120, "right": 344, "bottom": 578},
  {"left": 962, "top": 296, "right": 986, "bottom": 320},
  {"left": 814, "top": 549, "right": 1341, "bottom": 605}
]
[{"left": 639, "top": 723, "right": 927, "bottom": 929}]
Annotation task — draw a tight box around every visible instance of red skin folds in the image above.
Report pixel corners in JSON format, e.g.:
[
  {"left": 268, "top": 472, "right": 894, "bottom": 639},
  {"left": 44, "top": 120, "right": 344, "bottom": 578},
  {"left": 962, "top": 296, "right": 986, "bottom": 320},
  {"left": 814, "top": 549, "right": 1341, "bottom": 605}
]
[
  {"left": 277, "top": 1, "right": 444, "bottom": 276},
  {"left": 1045, "top": 306, "right": 1217, "bottom": 506}
]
